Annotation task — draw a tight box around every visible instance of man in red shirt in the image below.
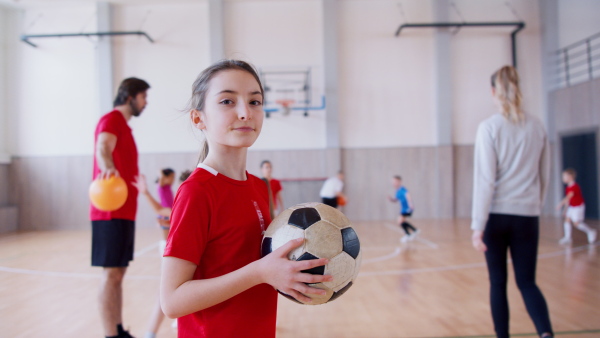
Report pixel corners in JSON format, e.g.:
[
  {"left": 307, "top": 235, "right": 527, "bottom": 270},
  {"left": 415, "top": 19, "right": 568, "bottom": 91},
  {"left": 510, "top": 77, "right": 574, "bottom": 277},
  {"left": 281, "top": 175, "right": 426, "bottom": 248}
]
[
  {"left": 556, "top": 168, "right": 597, "bottom": 244},
  {"left": 91, "top": 77, "right": 150, "bottom": 338}
]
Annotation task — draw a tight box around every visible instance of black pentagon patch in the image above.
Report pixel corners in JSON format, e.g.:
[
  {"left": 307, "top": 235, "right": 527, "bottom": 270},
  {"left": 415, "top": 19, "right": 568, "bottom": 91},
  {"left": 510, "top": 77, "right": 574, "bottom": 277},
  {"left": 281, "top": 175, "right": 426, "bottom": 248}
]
[
  {"left": 278, "top": 290, "right": 303, "bottom": 304},
  {"left": 328, "top": 281, "right": 353, "bottom": 302},
  {"left": 288, "top": 208, "right": 321, "bottom": 230},
  {"left": 341, "top": 227, "right": 360, "bottom": 259},
  {"left": 297, "top": 252, "right": 325, "bottom": 275},
  {"left": 261, "top": 237, "right": 272, "bottom": 258}
]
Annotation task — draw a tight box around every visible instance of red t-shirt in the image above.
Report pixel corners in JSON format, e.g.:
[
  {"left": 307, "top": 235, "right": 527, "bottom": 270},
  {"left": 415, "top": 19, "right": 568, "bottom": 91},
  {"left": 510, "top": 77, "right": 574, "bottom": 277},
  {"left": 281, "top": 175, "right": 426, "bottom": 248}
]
[
  {"left": 566, "top": 183, "right": 584, "bottom": 207},
  {"left": 164, "top": 165, "right": 277, "bottom": 338},
  {"left": 270, "top": 179, "right": 282, "bottom": 209},
  {"left": 90, "top": 110, "right": 139, "bottom": 221}
]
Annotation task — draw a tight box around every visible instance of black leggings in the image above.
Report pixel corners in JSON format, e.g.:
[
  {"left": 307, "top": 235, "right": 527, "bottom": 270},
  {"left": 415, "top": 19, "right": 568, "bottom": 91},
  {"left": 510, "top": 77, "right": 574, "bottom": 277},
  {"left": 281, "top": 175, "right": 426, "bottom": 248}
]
[
  {"left": 483, "top": 214, "right": 553, "bottom": 338},
  {"left": 401, "top": 222, "right": 416, "bottom": 235}
]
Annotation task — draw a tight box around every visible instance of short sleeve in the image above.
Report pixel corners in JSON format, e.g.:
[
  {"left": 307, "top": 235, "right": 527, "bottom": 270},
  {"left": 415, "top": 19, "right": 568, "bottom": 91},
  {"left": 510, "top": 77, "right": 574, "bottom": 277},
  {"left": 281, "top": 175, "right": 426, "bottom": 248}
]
[
  {"left": 164, "top": 181, "right": 211, "bottom": 264},
  {"left": 97, "top": 112, "right": 121, "bottom": 137}
]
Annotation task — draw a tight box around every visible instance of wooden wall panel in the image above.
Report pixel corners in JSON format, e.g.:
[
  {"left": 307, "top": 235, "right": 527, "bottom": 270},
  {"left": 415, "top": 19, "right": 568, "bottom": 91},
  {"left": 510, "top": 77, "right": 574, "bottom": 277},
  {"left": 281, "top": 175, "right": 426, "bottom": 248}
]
[
  {"left": 0, "top": 164, "right": 9, "bottom": 206},
  {"left": 453, "top": 145, "right": 474, "bottom": 218}
]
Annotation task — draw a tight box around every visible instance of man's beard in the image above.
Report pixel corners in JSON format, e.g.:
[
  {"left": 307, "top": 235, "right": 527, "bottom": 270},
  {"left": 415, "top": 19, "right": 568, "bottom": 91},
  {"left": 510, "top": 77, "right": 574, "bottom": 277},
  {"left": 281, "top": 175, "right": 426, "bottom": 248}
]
[{"left": 130, "top": 100, "right": 143, "bottom": 117}]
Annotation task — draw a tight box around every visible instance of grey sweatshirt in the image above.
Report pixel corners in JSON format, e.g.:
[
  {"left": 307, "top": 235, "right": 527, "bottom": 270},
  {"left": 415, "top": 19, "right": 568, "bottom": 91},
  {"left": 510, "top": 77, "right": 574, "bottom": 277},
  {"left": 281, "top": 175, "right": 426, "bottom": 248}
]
[{"left": 471, "top": 113, "right": 550, "bottom": 231}]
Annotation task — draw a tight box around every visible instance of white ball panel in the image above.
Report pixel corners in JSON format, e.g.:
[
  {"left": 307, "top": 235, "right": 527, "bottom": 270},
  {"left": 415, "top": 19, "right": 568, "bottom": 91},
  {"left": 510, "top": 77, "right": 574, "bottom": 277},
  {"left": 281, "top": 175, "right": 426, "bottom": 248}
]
[
  {"left": 269, "top": 224, "right": 306, "bottom": 261},
  {"left": 323, "top": 251, "right": 356, "bottom": 292}
]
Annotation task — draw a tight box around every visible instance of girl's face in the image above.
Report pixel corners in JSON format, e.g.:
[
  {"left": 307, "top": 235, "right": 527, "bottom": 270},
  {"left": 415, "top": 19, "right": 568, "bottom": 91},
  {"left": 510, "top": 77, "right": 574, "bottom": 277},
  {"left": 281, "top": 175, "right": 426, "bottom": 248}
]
[
  {"left": 163, "top": 173, "right": 175, "bottom": 186},
  {"left": 261, "top": 162, "right": 272, "bottom": 177},
  {"left": 192, "top": 69, "right": 264, "bottom": 150}
]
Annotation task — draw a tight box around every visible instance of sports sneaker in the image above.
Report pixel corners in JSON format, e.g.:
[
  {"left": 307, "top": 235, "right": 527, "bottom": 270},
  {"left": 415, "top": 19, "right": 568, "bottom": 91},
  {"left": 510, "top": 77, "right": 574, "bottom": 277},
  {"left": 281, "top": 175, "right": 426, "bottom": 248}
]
[
  {"left": 409, "top": 229, "right": 421, "bottom": 240},
  {"left": 588, "top": 229, "right": 597, "bottom": 244},
  {"left": 558, "top": 237, "right": 572, "bottom": 245},
  {"left": 400, "top": 236, "right": 410, "bottom": 243}
]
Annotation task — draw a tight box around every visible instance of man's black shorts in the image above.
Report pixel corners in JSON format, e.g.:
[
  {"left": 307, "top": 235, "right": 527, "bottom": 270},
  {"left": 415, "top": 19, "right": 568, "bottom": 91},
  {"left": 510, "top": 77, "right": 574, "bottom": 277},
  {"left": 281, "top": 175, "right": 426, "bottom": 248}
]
[
  {"left": 322, "top": 197, "right": 338, "bottom": 208},
  {"left": 91, "top": 219, "right": 135, "bottom": 267},
  {"left": 401, "top": 212, "right": 413, "bottom": 217}
]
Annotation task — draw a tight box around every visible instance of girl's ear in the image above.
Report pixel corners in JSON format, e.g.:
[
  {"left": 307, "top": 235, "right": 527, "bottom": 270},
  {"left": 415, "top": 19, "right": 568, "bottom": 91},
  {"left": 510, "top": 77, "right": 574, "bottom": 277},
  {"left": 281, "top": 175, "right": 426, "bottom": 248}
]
[{"left": 190, "top": 109, "right": 206, "bottom": 130}]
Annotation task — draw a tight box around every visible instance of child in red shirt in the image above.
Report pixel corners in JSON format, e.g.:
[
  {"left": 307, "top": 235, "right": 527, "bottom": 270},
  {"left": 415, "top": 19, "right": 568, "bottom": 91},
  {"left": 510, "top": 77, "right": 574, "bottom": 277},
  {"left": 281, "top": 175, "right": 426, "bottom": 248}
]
[
  {"left": 260, "top": 160, "right": 284, "bottom": 218},
  {"left": 556, "top": 168, "right": 597, "bottom": 244},
  {"left": 160, "top": 60, "right": 332, "bottom": 338}
]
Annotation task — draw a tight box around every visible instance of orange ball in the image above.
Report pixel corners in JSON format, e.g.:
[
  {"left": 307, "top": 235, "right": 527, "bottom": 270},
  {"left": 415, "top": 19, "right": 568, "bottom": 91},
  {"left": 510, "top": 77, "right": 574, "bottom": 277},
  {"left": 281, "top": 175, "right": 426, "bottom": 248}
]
[
  {"left": 337, "top": 195, "right": 347, "bottom": 206},
  {"left": 89, "top": 176, "right": 128, "bottom": 211}
]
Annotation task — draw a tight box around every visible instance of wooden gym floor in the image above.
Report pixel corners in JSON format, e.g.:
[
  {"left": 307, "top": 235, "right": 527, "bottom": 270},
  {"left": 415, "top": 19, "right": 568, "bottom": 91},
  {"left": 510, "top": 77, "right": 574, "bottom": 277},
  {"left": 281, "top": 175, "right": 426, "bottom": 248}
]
[{"left": 0, "top": 218, "right": 598, "bottom": 338}]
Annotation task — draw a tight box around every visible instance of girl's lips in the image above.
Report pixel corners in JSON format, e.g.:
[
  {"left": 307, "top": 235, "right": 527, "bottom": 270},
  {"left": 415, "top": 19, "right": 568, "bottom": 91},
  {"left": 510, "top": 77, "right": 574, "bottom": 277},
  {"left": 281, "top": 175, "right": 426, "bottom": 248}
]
[{"left": 234, "top": 127, "right": 254, "bottom": 131}]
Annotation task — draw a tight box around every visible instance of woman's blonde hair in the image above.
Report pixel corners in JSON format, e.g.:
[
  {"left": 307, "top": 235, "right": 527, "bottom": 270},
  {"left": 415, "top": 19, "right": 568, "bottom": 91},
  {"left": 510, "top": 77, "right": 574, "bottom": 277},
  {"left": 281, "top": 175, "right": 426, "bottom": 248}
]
[{"left": 491, "top": 65, "right": 524, "bottom": 123}]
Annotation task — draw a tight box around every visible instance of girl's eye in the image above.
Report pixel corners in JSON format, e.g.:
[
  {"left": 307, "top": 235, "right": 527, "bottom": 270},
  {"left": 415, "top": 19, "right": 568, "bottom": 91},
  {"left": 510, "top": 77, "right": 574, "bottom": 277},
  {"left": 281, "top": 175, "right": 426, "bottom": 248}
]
[
  {"left": 220, "top": 99, "right": 234, "bottom": 105},
  {"left": 250, "top": 100, "right": 262, "bottom": 106}
]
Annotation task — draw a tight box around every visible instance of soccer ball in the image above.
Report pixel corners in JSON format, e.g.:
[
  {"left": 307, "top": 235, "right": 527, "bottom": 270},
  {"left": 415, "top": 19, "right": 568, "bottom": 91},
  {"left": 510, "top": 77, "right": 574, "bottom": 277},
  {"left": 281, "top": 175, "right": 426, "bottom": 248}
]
[{"left": 261, "top": 202, "right": 361, "bottom": 305}]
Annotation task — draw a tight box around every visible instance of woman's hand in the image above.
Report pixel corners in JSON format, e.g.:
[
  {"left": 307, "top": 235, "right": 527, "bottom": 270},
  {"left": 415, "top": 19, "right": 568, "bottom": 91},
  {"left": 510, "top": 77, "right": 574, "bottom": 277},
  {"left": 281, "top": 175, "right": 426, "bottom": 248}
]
[
  {"left": 255, "top": 238, "right": 333, "bottom": 303},
  {"left": 471, "top": 230, "right": 487, "bottom": 252}
]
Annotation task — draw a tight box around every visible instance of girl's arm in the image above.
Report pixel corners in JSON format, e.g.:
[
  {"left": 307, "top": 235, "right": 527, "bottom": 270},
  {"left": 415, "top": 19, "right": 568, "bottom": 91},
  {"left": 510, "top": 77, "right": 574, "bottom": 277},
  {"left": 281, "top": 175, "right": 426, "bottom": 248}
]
[
  {"left": 133, "top": 175, "right": 171, "bottom": 217},
  {"left": 161, "top": 238, "right": 332, "bottom": 318}
]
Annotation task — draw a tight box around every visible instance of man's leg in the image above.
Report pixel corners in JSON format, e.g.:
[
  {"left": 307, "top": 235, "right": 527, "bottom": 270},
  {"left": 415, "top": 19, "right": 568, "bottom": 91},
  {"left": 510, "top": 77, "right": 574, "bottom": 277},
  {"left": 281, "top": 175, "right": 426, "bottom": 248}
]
[{"left": 99, "top": 267, "right": 127, "bottom": 337}]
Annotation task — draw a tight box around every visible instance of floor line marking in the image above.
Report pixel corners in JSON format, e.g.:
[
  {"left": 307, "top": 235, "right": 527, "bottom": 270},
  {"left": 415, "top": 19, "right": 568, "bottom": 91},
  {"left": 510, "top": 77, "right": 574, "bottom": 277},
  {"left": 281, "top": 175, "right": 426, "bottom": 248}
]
[
  {"left": 134, "top": 241, "right": 159, "bottom": 257},
  {"left": 362, "top": 247, "right": 402, "bottom": 265}
]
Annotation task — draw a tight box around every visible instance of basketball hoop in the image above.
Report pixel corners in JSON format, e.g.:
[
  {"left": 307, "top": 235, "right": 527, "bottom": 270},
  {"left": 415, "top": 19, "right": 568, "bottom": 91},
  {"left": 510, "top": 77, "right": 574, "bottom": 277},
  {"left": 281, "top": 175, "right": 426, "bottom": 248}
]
[{"left": 275, "top": 99, "right": 295, "bottom": 116}]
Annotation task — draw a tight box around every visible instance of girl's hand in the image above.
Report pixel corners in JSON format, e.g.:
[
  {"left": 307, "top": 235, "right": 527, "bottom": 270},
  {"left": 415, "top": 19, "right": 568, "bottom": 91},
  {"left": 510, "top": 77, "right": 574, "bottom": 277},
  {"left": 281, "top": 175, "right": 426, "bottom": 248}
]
[
  {"left": 471, "top": 230, "right": 487, "bottom": 252},
  {"left": 132, "top": 174, "right": 149, "bottom": 195},
  {"left": 387, "top": 195, "right": 395, "bottom": 202},
  {"left": 256, "top": 238, "right": 333, "bottom": 303}
]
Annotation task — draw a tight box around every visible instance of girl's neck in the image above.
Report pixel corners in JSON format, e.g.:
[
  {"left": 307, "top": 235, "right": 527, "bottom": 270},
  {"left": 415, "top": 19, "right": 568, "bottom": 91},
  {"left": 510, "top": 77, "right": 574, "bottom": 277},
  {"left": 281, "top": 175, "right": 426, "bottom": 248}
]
[{"left": 203, "top": 145, "right": 248, "bottom": 181}]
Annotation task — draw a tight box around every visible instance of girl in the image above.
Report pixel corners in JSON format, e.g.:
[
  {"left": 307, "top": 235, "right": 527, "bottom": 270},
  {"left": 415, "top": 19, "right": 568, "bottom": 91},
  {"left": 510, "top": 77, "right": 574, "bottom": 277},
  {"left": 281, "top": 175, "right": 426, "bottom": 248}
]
[
  {"left": 471, "top": 66, "right": 553, "bottom": 338},
  {"left": 134, "top": 169, "right": 191, "bottom": 338},
  {"left": 160, "top": 60, "right": 331, "bottom": 338},
  {"left": 260, "top": 160, "right": 284, "bottom": 218}
]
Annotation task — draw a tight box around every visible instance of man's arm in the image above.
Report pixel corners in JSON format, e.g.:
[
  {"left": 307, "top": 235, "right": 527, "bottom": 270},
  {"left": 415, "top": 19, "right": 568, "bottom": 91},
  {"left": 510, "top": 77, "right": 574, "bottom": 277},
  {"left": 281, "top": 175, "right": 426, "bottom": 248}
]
[{"left": 96, "top": 132, "right": 119, "bottom": 179}]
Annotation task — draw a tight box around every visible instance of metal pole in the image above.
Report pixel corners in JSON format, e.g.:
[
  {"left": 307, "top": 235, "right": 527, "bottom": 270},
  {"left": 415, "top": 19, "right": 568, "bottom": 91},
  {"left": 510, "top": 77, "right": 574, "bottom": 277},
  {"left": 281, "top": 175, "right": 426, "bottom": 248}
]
[
  {"left": 564, "top": 49, "right": 570, "bottom": 87},
  {"left": 587, "top": 39, "right": 593, "bottom": 80}
]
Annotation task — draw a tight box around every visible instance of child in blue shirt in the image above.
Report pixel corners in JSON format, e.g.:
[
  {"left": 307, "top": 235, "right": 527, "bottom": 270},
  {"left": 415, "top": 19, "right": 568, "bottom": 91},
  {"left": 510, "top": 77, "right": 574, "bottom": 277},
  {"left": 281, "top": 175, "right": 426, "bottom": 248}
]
[{"left": 388, "top": 175, "right": 419, "bottom": 242}]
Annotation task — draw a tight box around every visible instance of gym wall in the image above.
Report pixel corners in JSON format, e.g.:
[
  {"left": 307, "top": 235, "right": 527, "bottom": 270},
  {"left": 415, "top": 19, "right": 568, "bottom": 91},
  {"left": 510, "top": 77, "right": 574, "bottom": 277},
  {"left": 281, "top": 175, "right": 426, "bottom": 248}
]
[{"left": 0, "top": 0, "right": 597, "bottom": 231}]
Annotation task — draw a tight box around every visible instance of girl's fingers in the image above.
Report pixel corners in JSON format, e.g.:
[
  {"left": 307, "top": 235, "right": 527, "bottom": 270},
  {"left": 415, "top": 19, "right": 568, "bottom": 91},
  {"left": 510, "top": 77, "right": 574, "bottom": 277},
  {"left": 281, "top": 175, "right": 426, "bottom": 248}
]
[
  {"left": 296, "top": 273, "right": 333, "bottom": 284},
  {"left": 285, "top": 289, "right": 312, "bottom": 304},
  {"left": 293, "top": 282, "right": 327, "bottom": 296},
  {"left": 295, "top": 258, "right": 328, "bottom": 271},
  {"left": 273, "top": 238, "right": 304, "bottom": 257}
]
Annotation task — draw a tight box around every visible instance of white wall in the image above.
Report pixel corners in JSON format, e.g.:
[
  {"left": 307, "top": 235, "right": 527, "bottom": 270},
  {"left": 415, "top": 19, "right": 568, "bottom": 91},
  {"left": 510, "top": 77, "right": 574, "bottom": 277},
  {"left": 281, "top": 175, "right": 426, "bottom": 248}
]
[
  {"left": 112, "top": 2, "right": 211, "bottom": 154},
  {"left": 224, "top": 0, "right": 327, "bottom": 150},
  {"left": 338, "top": 0, "right": 436, "bottom": 148},
  {"left": 1, "top": 0, "right": 571, "bottom": 157},
  {"left": 451, "top": 0, "right": 544, "bottom": 145},
  {"left": 558, "top": 0, "right": 600, "bottom": 49},
  {"left": 0, "top": 5, "right": 10, "bottom": 163}
]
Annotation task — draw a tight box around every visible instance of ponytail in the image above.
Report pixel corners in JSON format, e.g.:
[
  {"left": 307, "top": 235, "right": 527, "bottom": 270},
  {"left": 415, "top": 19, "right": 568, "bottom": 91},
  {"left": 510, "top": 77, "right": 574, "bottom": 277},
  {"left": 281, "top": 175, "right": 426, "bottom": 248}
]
[
  {"left": 491, "top": 65, "right": 524, "bottom": 123},
  {"left": 197, "top": 139, "right": 209, "bottom": 165}
]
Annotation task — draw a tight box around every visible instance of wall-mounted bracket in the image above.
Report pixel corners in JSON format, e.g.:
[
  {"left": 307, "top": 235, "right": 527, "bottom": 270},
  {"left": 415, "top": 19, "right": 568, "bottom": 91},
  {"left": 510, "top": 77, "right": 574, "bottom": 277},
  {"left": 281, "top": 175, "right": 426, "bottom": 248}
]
[
  {"left": 395, "top": 22, "right": 525, "bottom": 67},
  {"left": 21, "top": 31, "right": 155, "bottom": 48}
]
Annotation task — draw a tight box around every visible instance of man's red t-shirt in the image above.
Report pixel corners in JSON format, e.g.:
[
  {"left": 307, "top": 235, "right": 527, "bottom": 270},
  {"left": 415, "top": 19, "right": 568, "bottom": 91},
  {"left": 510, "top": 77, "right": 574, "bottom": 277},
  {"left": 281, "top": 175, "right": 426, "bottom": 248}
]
[
  {"left": 566, "top": 183, "right": 584, "bottom": 207},
  {"left": 270, "top": 178, "right": 282, "bottom": 209},
  {"left": 164, "top": 164, "right": 277, "bottom": 338},
  {"left": 90, "top": 110, "right": 139, "bottom": 221}
]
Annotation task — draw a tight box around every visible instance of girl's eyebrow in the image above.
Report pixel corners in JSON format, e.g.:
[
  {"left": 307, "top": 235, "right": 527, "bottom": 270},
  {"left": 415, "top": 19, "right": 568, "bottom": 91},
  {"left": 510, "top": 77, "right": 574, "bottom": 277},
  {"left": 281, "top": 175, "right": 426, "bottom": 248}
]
[{"left": 215, "top": 90, "right": 262, "bottom": 96}]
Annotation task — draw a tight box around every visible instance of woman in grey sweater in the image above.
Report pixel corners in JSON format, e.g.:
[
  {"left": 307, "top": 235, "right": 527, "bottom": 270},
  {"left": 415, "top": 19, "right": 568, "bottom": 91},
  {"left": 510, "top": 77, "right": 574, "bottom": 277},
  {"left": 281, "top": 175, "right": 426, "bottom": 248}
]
[{"left": 471, "top": 65, "right": 553, "bottom": 338}]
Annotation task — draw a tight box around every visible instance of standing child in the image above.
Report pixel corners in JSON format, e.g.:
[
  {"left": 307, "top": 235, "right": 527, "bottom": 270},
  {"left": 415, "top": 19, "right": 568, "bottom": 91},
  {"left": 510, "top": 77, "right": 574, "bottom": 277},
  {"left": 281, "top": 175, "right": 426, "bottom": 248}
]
[
  {"left": 388, "top": 175, "right": 419, "bottom": 242},
  {"left": 160, "top": 60, "right": 331, "bottom": 338},
  {"left": 319, "top": 171, "right": 345, "bottom": 208},
  {"left": 556, "top": 168, "right": 597, "bottom": 244},
  {"left": 260, "top": 160, "right": 284, "bottom": 219},
  {"left": 134, "top": 169, "right": 191, "bottom": 338}
]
